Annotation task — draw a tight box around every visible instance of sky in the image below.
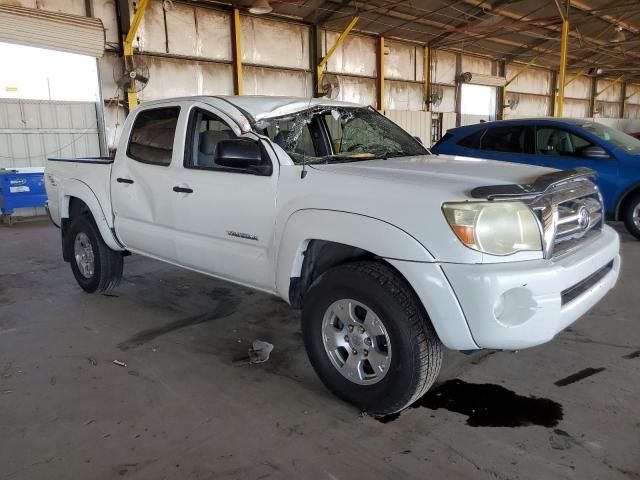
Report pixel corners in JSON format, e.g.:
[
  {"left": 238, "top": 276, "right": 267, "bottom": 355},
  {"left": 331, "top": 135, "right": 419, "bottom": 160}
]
[{"left": 0, "top": 42, "right": 100, "bottom": 102}]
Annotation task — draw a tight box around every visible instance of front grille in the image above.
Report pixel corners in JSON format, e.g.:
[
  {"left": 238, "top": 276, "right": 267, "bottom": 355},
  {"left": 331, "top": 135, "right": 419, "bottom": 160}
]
[
  {"left": 530, "top": 178, "right": 604, "bottom": 258},
  {"left": 561, "top": 260, "right": 614, "bottom": 306}
]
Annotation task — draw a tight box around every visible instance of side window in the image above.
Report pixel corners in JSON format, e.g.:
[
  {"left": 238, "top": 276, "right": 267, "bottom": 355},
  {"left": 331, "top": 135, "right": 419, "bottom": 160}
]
[
  {"left": 185, "top": 109, "right": 237, "bottom": 169},
  {"left": 536, "top": 127, "right": 594, "bottom": 157},
  {"left": 480, "top": 126, "right": 527, "bottom": 153},
  {"left": 457, "top": 129, "right": 485, "bottom": 149},
  {"left": 127, "top": 107, "right": 180, "bottom": 166}
]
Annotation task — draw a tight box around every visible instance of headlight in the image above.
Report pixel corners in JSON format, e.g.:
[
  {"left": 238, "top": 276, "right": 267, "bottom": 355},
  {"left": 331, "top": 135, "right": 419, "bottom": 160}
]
[{"left": 442, "top": 201, "right": 542, "bottom": 255}]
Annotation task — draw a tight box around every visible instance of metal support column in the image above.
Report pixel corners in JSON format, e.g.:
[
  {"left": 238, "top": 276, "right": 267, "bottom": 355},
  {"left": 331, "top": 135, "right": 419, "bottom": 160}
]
[
  {"left": 123, "top": 0, "right": 150, "bottom": 110},
  {"left": 424, "top": 46, "right": 430, "bottom": 111},
  {"left": 317, "top": 16, "right": 359, "bottom": 96},
  {"left": 231, "top": 8, "right": 243, "bottom": 95},
  {"left": 455, "top": 53, "right": 462, "bottom": 126},
  {"left": 554, "top": 17, "right": 570, "bottom": 117},
  {"left": 377, "top": 37, "right": 385, "bottom": 111}
]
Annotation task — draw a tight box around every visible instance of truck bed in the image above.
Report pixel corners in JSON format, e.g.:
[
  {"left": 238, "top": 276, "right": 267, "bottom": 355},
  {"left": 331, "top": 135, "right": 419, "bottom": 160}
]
[{"left": 45, "top": 157, "right": 115, "bottom": 228}]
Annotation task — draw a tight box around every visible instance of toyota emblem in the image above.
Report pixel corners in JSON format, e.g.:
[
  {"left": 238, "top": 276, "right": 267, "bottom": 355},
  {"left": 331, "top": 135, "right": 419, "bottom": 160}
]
[{"left": 578, "top": 206, "right": 591, "bottom": 231}]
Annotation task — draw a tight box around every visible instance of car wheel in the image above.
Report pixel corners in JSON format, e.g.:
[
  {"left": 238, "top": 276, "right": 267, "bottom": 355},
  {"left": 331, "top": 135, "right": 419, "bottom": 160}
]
[
  {"left": 66, "top": 215, "right": 123, "bottom": 293},
  {"left": 623, "top": 192, "right": 640, "bottom": 240},
  {"left": 302, "top": 261, "right": 442, "bottom": 415}
]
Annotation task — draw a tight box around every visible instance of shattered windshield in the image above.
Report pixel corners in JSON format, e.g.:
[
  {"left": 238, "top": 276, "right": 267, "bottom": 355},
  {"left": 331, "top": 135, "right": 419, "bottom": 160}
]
[{"left": 256, "top": 107, "right": 429, "bottom": 165}]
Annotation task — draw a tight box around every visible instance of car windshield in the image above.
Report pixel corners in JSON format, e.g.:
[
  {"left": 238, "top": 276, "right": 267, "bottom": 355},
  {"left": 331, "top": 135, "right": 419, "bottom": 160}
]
[
  {"left": 256, "top": 106, "right": 429, "bottom": 165},
  {"left": 581, "top": 122, "right": 640, "bottom": 154}
]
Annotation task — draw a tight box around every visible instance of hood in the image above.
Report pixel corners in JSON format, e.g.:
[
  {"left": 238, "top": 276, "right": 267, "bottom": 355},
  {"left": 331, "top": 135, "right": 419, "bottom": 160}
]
[{"left": 310, "top": 154, "right": 554, "bottom": 199}]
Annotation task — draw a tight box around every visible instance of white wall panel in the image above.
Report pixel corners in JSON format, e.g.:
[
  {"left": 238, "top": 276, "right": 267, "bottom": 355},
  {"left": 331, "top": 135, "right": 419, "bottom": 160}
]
[
  {"left": 506, "top": 93, "right": 550, "bottom": 117},
  {"left": 563, "top": 98, "right": 589, "bottom": 117},
  {"left": 385, "top": 81, "right": 423, "bottom": 111},
  {"left": 334, "top": 75, "right": 376, "bottom": 106},
  {"left": 431, "top": 85, "right": 456, "bottom": 112},
  {"left": 384, "top": 110, "right": 431, "bottom": 145},
  {"left": 505, "top": 65, "right": 550, "bottom": 95},
  {"left": 244, "top": 67, "right": 311, "bottom": 97},
  {"left": 564, "top": 76, "right": 591, "bottom": 99},
  {"left": 93, "top": 0, "right": 119, "bottom": 45},
  {"left": 39, "top": 0, "right": 85, "bottom": 15},
  {"left": 432, "top": 50, "right": 456, "bottom": 85},
  {"left": 462, "top": 55, "right": 492, "bottom": 75},
  {"left": 596, "top": 102, "right": 621, "bottom": 119},
  {"left": 243, "top": 17, "right": 309, "bottom": 70},
  {"left": 626, "top": 84, "right": 640, "bottom": 105},
  {"left": 0, "top": 99, "right": 99, "bottom": 169},
  {"left": 136, "top": 0, "right": 167, "bottom": 53},
  {"left": 139, "top": 56, "right": 233, "bottom": 101},
  {"left": 385, "top": 41, "right": 419, "bottom": 81},
  {"left": 165, "top": 4, "right": 231, "bottom": 61},
  {"left": 324, "top": 31, "right": 376, "bottom": 77},
  {"left": 624, "top": 104, "right": 640, "bottom": 120},
  {"left": 596, "top": 79, "right": 623, "bottom": 103}
]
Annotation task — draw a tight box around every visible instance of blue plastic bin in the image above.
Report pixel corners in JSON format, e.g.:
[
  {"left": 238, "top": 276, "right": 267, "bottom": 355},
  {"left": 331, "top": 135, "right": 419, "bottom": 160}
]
[{"left": 0, "top": 167, "right": 47, "bottom": 215}]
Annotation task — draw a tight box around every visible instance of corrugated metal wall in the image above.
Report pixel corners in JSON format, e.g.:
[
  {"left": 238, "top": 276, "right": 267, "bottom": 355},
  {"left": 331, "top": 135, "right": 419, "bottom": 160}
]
[{"left": 0, "top": 98, "right": 100, "bottom": 215}]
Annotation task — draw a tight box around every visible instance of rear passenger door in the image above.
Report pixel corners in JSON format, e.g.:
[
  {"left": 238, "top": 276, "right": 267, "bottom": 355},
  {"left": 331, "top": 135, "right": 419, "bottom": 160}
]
[
  {"left": 475, "top": 124, "right": 540, "bottom": 166},
  {"left": 111, "top": 105, "right": 180, "bottom": 262},
  {"left": 170, "top": 104, "right": 279, "bottom": 291}
]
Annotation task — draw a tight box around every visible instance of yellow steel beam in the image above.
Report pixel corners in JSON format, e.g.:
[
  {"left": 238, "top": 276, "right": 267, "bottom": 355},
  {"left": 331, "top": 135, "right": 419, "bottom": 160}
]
[
  {"left": 317, "top": 16, "right": 359, "bottom": 96},
  {"left": 424, "top": 46, "right": 430, "bottom": 111},
  {"left": 377, "top": 37, "right": 385, "bottom": 111},
  {"left": 596, "top": 74, "right": 625, "bottom": 97},
  {"left": 231, "top": 8, "right": 243, "bottom": 95},
  {"left": 554, "top": 18, "right": 570, "bottom": 117},
  {"left": 564, "top": 67, "right": 588, "bottom": 88},
  {"left": 123, "top": 0, "right": 150, "bottom": 110}
]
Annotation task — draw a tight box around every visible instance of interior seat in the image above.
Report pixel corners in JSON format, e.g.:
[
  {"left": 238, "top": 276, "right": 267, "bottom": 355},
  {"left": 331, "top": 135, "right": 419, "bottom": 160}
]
[{"left": 198, "top": 130, "right": 232, "bottom": 167}]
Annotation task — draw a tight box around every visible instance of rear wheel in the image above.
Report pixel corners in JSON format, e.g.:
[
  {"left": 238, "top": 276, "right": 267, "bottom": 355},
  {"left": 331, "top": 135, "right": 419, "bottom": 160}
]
[
  {"left": 622, "top": 192, "right": 640, "bottom": 240},
  {"left": 66, "top": 215, "right": 123, "bottom": 293},
  {"left": 302, "top": 261, "right": 442, "bottom": 415}
]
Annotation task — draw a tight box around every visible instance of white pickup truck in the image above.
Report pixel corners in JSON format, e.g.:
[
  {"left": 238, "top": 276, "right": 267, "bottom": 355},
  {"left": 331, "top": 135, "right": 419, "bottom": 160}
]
[{"left": 45, "top": 96, "right": 620, "bottom": 415}]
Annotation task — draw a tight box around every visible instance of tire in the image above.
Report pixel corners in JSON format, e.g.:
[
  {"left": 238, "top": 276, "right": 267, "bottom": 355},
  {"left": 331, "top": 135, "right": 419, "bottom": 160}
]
[
  {"left": 65, "top": 215, "right": 123, "bottom": 293},
  {"left": 623, "top": 193, "right": 640, "bottom": 240},
  {"left": 302, "top": 261, "right": 442, "bottom": 415}
]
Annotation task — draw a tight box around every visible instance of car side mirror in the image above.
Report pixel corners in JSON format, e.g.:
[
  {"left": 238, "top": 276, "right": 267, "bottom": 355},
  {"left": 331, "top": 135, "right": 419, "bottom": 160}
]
[
  {"left": 215, "top": 139, "right": 273, "bottom": 175},
  {"left": 581, "top": 145, "right": 610, "bottom": 159}
]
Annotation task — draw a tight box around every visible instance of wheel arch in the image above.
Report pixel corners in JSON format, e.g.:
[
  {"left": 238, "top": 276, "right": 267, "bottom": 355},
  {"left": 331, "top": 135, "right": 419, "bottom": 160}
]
[
  {"left": 59, "top": 180, "right": 123, "bottom": 255},
  {"left": 614, "top": 182, "right": 640, "bottom": 220},
  {"left": 275, "top": 209, "right": 435, "bottom": 308}
]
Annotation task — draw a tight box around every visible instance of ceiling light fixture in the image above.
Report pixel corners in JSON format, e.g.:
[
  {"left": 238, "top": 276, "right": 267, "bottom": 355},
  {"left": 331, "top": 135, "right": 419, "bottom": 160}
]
[
  {"left": 613, "top": 25, "right": 626, "bottom": 42},
  {"left": 249, "top": 0, "right": 273, "bottom": 14}
]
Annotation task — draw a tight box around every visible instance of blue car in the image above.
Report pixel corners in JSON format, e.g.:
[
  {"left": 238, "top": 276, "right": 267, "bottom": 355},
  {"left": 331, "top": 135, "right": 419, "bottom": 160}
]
[{"left": 432, "top": 118, "right": 640, "bottom": 238}]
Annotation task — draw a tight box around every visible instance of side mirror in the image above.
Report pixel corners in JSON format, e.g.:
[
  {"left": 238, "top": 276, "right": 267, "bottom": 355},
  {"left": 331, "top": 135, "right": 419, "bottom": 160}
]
[
  {"left": 215, "top": 139, "right": 272, "bottom": 175},
  {"left": 581, "top": 145, "right": 610, "bottom": 159}
]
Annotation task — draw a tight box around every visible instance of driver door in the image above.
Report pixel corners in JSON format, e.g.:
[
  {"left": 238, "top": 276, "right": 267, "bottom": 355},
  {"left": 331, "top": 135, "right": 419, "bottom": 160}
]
[{"left": 170, "top": 105, "right": 279, "bottom": 291}]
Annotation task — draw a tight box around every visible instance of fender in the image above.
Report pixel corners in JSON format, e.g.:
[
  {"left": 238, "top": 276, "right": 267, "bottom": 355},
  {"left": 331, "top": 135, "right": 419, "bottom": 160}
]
[
  {"left": 274, "top": 209, "right": 435, "bottom": 301},
  {"left": 59, "top": 178, "right": 124, "bottom": 251}
]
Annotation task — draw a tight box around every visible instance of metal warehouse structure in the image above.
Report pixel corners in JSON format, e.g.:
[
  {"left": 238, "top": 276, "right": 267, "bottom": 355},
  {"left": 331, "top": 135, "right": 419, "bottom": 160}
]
[{"left": 1, "top": 0, "right": 640, "bottom": 151}]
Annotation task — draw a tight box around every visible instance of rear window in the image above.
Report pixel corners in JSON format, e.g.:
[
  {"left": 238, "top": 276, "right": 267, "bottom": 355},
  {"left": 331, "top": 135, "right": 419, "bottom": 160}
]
[
  {"left": 481, "top": 125, "right": 527, "bottom": 153},
  {"left": 127, "top": 107, "right": 180, "bottom": 166}
]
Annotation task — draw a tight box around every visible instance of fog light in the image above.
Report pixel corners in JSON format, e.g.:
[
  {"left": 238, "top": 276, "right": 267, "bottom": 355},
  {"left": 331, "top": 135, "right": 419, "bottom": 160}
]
[{"left": 494, "top": 287, "right": 538, "bottom": 327}]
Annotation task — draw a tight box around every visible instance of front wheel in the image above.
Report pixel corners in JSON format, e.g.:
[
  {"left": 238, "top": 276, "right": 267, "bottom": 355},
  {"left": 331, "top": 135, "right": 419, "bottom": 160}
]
[
  {"left": 623, "top": 192, "right": 640, "bottom": 240},
  {"left": 302, "top": 261, "right": 442, "bottom": 415},
  {"left": 66, "top": 215, "right": 123, "bottom": 293}
]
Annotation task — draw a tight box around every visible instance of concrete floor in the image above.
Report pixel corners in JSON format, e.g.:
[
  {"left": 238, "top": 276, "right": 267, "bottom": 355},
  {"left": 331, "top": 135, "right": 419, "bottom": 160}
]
[{"left": 1, "top": 218, "right": 639, "bottom": 480}]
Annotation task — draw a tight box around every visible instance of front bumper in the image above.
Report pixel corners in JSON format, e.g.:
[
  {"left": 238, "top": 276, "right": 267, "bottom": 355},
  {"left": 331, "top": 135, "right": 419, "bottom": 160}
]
[
  {"left": 389, "top": 225, "right": 620, "bottom": 351},
  {"left": 442, "top": 225, "right": 620, "bottom": 350}
]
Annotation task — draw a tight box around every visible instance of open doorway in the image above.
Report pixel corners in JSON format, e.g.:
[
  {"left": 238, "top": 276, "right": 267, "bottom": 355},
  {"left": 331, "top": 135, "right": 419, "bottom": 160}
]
[{"left": 460, "top": 83, "right": 496, "bottom": 126}]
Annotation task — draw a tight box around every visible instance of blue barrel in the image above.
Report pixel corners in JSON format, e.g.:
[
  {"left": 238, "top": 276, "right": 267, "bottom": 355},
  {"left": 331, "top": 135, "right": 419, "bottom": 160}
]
[{"left": 0, "top": 168, "right": 47, "bottom": 215}]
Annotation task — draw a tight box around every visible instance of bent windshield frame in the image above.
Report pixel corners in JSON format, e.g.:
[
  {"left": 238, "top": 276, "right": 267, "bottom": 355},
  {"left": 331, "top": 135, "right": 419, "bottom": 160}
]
[{"left": 256, "top": 106, "right": 429, "bottom": 165}]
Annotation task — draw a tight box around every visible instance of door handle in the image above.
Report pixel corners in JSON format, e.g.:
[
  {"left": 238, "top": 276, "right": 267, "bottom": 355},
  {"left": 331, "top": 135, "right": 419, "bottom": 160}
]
[
  {"left": 116, "top": 177, "right": 134, "bottom": 184},
  {"left": 173, "top": 186, "right": 193, "bottom": 194}
]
